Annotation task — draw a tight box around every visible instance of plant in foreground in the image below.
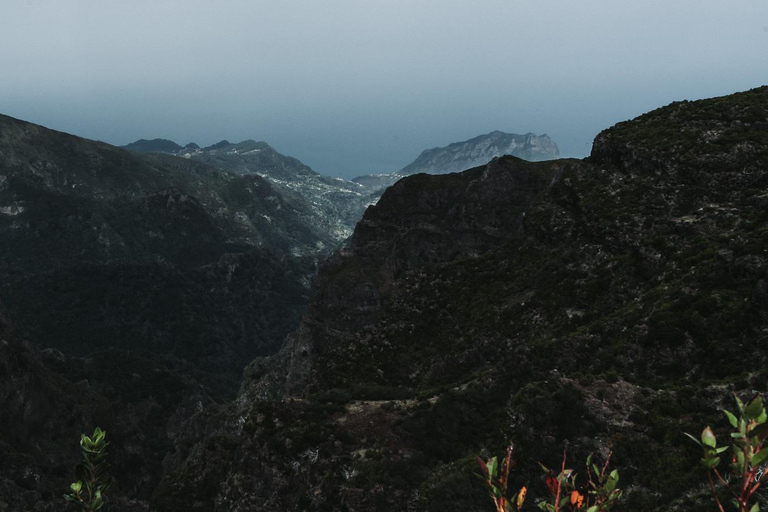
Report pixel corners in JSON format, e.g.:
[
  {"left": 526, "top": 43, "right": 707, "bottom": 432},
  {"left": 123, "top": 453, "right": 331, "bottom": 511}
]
[
  {"left": 477, "top": 443, "right": 527, "bottom": 511},
  {"left": 686, "top": 393, "right": 768, "bottom": 512},
  {"left": 477, "top": 444, "right": 620, "bottom": 511},
  {"left": 63, "top": 427, "right": 114, "bottom": 511},
  {"left": 537, "top": 449, "right": 621, "bottom": 512}
]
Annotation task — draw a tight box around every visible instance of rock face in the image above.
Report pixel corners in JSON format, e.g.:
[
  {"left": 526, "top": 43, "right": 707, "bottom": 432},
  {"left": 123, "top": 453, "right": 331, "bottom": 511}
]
[
  {"left": 158, "top": 87, "right": 768, "bottom": 511},
  {"left": 352, "top": 130, "right": 560, "bottom": 194},
  {"left": 124, "top": 138, "right": 374, "bottom": 242}
]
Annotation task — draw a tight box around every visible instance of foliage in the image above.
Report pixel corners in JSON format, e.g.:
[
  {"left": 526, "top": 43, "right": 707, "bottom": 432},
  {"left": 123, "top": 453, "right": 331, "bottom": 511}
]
[
  {"left": 63, "top": 427, "right": 114, "bottom": 512},
  {"left": 686, "top": 393, "right": 768, "bottom": 512},
  {"left": 477, "top": 444, "right": 526, "bottom": 512},
  {"left": 477, "top": 445, "right": 620, "bottom": 512},
  {"left": 537, "top": 450, "right": 621, "bottom": 512}
]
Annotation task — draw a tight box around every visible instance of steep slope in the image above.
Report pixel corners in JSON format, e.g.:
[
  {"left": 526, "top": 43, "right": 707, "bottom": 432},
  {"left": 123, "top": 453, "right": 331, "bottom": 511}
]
[
  {"left": 158, "top": 87, "right": 768, "bottom": 511},
  {"left": 0, "top": 300, "right": 230, "bottom": 511},
  {"left": 0, "top": 113, "right": 323, "bottom": 380},
  {"left": 124, "top": 138, "right": 373, "bottom": 241},
  {"left": 352, "top": 131, "right": 560, "bottom": 195}
]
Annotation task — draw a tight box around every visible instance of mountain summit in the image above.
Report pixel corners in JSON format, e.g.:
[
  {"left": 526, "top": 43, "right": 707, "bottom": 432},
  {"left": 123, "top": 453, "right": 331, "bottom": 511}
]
[
  {"left": 353, "top": 130, "right": 559, "bottom": 192},
  {"left": 399, "top": 130, "right": 559, "bottom": 176}
]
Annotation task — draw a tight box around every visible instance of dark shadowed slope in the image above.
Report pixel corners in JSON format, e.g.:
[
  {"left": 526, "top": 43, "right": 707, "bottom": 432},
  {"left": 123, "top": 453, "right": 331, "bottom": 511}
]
[{"left": 158, "top": 87, "right": 768, "bottom": 512}]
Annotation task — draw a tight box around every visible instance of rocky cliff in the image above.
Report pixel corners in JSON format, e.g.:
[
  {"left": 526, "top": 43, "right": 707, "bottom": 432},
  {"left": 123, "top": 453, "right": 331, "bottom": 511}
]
[{"left": 157, "top": 87, "right": 768, "bottom": 511}]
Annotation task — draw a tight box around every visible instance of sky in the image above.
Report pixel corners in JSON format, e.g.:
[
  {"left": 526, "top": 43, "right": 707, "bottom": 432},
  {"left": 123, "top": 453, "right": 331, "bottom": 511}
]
[{"left": 1, "top": 1, "right": 767, "bottom": 179}]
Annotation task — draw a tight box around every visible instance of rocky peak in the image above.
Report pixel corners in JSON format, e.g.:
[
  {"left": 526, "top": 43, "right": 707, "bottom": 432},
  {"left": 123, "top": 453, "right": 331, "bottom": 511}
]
[
  {"left": 397, "top": 130, "right": 560, "bottom": 177},
  {"left": 351, "top": 130, "right": 561, "bottom": 198}
]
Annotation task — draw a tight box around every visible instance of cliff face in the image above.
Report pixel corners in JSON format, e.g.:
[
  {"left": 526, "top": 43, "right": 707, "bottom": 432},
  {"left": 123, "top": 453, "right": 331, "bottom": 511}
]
[{"left": 158, "top": 87, "right": 768, "bottom": 511}]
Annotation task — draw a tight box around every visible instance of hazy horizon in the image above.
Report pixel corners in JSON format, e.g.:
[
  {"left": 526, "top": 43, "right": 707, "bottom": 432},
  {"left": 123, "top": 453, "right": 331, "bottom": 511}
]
[{"left": 2, "top": 0, "right": 767, "bottom": 179}]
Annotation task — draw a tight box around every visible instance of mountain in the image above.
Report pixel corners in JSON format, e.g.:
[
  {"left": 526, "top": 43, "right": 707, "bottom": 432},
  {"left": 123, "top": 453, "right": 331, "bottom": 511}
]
[
  {"left": 156, "top": 87, "right": 768, "bottom": 511},
  {"left": 0, "top": 114, "right": 347, "bottom": 509},
  {"left": 0, "top": 113, "right": 334, "bottom": 382},
  {"left": 123, "top": 138, "right": 374, "bottom": 242},
  {"left": 123, "top": 138, "right": 184, "bottom": 153},
  {"left": 352, "top": 130, "right": 560, "bottom": 194},
  {"left": 399, "top": 130, "right": 560, "bottom": 175}
]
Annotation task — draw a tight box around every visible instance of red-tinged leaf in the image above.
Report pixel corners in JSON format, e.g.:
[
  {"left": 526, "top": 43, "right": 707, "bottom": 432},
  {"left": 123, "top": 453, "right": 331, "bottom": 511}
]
[
  {"left": 516, "top": 486, "right": 527, "bottom": 509},
  {"left": 546, "top": 474, "right": 559, "bottom": 496},
  {"left": 571, "top": 490, "right": 585, "bottom": 508},
  {"left": 476, "top": 457, "right": 489, "bottom": 480}
]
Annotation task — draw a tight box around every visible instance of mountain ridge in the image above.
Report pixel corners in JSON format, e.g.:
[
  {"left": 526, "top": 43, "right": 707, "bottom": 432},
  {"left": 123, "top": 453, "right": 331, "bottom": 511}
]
[
  {"left": 122, "top": 137, "right": 373, "bottom": 242},
  {"left": 156, "top": 86, "right": 768, "bottom": 511}
]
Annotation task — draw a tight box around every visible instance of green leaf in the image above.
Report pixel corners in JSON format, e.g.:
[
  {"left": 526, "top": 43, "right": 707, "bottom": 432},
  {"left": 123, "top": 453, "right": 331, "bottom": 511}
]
[
  {"left": 702, "top": 427, "right": 717, "bottom": 448},
  {"left": 751, "top": 448, "right": 768, "bottom": 467},
  {"left": 716, "top": 446, "right": 729, "bottom": 454},
  {"left": 736, "top": 450, "right": 746, "bottom": 467},
  {"left": 723, "top": 409, "right": 739, "bottom": 428},
  {"left": 701, "top": 456, "right": 720, "bottom": 468},
  {"left": 746, "top": 396, "right": 764, "bottom": 420},
  {"left": 487, "top": 456, "right": 498, "bottom": 478},
  {"left": 587, "top": 507, "right": 598, "bottom": 512},
  {"left": 735, "top": 393, "right": 746, "bottom": 413},
  {"left": 683, "top": 432, "right": 703, "bottom": 447},
  {"left": 750, "top": 503, "right": 760, "bottom": 512}
]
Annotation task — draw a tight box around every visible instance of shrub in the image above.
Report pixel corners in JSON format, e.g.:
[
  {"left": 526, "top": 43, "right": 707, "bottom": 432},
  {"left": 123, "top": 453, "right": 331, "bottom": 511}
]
[
  {"left": 686, "top": 393, "right": 768, "bottom": 512},
  {"left": 63, "top": 427, "right": 114, "bottom": 512}
]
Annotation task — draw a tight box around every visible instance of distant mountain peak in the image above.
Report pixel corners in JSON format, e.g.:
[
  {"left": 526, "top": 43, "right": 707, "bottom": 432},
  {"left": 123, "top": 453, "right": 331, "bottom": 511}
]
[
  {"left": 203, "top": 140, "right": 231, "bottom": 151},
  {"left": 351, "top": 130, "right": 560, "bottom": 195},
  {"left": 399, "top": 131, "right": 559, "bottom": 177},
  {"left": 123, "top": 138, "right": 183, "bottom": 154}
]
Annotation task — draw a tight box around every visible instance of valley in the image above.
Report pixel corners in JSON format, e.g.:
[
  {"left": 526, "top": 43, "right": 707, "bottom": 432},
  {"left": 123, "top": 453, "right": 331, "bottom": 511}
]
[{"left": 0, "top": 86, "right": 767, "bottom": 511}]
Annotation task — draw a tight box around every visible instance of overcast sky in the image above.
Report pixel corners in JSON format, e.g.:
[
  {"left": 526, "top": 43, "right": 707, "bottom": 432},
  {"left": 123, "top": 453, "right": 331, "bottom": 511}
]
[{"left": 1, "top": 1, "right": 767, "bottom": 178}]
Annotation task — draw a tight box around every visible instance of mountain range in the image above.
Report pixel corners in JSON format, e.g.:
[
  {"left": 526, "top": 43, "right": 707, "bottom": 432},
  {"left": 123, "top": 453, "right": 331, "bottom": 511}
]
[
  {"left": 123, "top": 138, "right": 374, "bottom": 243},
  {"left": 1, "top": 86, "right": 767, "bottom": 511}
]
